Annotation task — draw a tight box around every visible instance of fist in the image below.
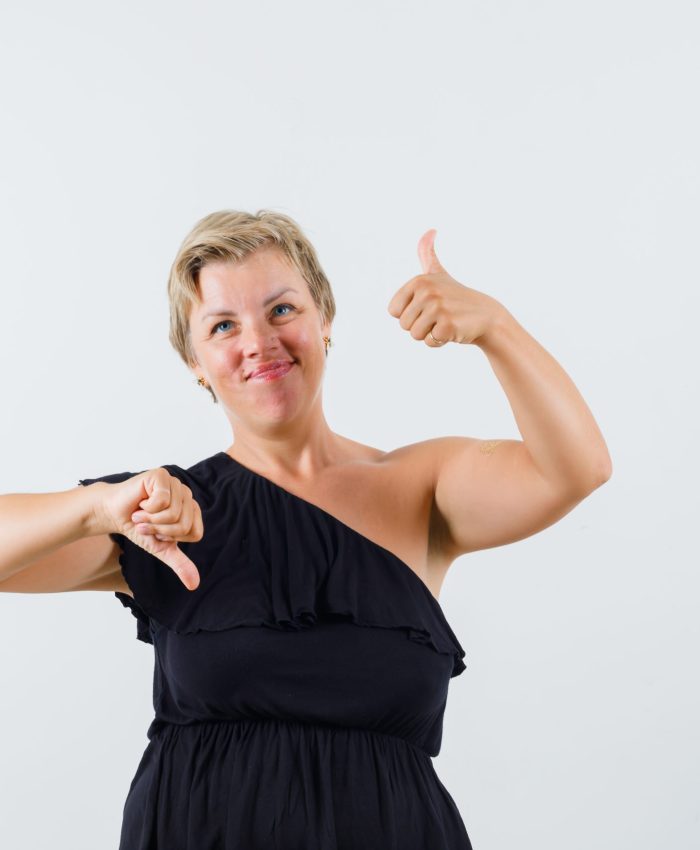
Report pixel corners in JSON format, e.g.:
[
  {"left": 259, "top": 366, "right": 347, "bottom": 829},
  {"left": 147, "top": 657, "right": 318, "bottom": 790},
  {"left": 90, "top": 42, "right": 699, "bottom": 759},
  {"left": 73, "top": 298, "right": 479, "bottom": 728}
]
[
  {"left": 387, "top": 229, "right": 505, "bottom": 347},
  {"left": 101, "top": 468, "right": 203, "bottom": 591}
]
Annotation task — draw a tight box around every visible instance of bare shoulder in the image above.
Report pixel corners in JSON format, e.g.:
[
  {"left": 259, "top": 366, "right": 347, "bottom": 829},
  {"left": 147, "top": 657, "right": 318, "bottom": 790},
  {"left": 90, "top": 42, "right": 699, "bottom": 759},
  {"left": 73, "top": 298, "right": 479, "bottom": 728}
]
[
  {"left": 385, "top": 435, "right": 486, "bottom": 464},
  {"left": 375, "top": 435, "right": 482, "bottom": 491},
  {"left": 379, "top": 435, "right": 517, "bottom": 566},
  {"left": 335, "top": 436, "right": 441, "bottom": 497},
  {"left": 414, "top": 434, "right": 603, "bottom": 560},
  {"left": 358, "top": 438, "right": 467, "bottom": 581},
  {"left": 343, "top": 435, "right": 455, "bottom": 469}
]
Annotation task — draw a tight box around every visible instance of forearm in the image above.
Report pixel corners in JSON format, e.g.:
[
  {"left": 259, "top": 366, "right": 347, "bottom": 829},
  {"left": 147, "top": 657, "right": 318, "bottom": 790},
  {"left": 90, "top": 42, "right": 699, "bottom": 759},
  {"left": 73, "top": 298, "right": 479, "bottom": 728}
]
[
  {"left": 0, "top": 484, "right": 109, "bottom": 579},
  {"left": 476, "top": 307, "right": 612, "bottom": 492}
]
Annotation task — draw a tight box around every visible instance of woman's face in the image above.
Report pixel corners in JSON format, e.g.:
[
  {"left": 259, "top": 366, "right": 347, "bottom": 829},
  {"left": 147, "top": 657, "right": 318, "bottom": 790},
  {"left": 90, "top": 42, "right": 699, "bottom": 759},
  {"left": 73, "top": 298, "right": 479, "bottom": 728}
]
[{"left": 187, "top": 246, "right": 331, "bottom": 426}]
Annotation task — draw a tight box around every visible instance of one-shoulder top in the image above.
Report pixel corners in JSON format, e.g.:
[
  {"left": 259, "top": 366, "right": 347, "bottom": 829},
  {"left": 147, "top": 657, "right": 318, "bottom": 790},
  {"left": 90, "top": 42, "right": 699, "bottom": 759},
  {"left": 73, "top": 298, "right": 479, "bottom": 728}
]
[{"left": 79, "top": 451, "right": 472, "bottom": 850}]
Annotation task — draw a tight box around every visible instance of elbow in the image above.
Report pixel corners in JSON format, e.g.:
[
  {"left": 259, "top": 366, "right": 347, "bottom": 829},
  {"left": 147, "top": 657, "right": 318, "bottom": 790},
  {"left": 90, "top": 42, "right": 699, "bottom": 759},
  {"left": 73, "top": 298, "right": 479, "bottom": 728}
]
[
  {"left": 598, "top": 454, "right": 613, "bottom": 485},
  {"left": 568, "top": 457, "right": 613, "bottom": 499},
  {"left": 585, "top": 457, "right": 613, "bottom": 494}
]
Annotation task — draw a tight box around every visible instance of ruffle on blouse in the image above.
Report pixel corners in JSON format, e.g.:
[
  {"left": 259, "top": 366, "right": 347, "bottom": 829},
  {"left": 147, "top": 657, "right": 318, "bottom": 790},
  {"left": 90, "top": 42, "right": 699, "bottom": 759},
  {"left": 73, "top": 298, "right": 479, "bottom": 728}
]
[
  {"left": 79, "top": 459, "right": 467, "bottom": 677},
  {"left": 78, "top": 471, "right": 154, "bottom": 644},
  {"left": 114, "top": 582, "right": 153, "bottom": 644}
]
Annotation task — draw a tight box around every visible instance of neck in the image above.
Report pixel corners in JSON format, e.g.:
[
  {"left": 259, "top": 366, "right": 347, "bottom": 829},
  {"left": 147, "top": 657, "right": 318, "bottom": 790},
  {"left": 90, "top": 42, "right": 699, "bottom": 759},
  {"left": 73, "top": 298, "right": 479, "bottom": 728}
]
[{"left": 225, "top": 408, "right": 345, "bottom": 482}]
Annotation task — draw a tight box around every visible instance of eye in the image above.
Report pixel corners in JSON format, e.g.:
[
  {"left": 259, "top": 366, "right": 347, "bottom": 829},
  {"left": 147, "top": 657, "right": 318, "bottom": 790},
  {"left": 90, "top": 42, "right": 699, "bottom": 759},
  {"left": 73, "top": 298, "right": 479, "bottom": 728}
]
[
  {"left": 210, "top": 304, "right": 295, "bottom": 335},
  {"left": 272, "top": 303, "right": 295, "bottom": 317}
]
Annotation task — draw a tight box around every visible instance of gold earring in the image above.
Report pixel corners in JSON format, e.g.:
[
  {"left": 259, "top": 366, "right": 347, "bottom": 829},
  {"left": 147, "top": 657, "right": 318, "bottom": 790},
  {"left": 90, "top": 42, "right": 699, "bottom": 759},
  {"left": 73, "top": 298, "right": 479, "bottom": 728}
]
[
  {"left": 197, "top": 376, "right": 209, "bottom": 388},
  {"left": 323, "top": 335, "right": 332, "bottom": 354}
]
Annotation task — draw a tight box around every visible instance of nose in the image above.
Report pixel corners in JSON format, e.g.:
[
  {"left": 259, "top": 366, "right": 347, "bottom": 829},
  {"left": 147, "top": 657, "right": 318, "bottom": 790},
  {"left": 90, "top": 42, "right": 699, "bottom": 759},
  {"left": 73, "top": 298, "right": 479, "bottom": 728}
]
[{"left": 239, "top": 319, "right": 281, "bottom": 356}]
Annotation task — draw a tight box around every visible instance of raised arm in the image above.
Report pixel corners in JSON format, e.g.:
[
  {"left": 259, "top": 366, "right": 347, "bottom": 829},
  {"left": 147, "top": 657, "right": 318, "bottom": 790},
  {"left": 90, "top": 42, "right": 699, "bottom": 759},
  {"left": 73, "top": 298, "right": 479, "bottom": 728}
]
[{"left": 387, "top": 230, "right": 612, "bottom": 564}]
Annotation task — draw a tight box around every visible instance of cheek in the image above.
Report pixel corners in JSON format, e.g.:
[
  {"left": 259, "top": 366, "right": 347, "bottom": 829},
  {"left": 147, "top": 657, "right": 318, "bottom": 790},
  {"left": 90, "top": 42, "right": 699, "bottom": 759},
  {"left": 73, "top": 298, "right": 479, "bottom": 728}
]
[
  {"left": 294, "top": 326, "right": 320, "bottom": 352},
  {"left": 207, "top": 348, "right": 240, "bottom": 379}
]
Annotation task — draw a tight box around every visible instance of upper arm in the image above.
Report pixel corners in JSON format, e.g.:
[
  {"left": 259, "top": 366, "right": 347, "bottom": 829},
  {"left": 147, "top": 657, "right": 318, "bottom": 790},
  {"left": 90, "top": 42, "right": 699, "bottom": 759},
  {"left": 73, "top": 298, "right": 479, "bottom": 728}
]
[
  {"left": 430, "top": 436, "right": 605, "bottom": 559},
  {"left": 0, "top": 485, "right": 128, "bottom": 594}
]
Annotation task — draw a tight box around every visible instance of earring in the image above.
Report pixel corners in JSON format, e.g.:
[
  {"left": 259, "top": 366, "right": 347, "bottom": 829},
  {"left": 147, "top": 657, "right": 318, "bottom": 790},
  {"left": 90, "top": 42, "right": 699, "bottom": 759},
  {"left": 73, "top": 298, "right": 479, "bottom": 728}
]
[
  {"left": 323, "top": 335, "right": 332, "bottom": 354},
  {"left": 197, "top": 376, "right": 209, "bottom": 388}
]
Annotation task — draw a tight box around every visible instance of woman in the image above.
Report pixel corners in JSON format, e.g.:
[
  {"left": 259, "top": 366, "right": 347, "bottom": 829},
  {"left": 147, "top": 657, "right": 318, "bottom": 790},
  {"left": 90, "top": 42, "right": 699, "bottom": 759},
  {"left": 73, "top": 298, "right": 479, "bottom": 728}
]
[{"left": 0, "top": 209, "right": 612, "bottom": 849}]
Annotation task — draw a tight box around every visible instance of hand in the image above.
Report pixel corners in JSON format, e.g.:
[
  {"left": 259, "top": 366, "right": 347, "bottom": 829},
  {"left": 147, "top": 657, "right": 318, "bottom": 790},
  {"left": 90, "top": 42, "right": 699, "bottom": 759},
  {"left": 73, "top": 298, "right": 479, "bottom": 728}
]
[
  {"left": 101, "top": 468, "right": 203, "bottom": 591},
  {"left": 387, "top": 229, "right": 506, "bottom": 347}
]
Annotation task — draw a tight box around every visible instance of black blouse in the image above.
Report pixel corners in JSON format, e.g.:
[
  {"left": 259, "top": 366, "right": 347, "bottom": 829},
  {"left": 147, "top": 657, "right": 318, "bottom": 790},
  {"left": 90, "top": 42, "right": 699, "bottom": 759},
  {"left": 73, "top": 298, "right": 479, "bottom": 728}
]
[{"left": 79, "top": 451, "right": 471, "bottom": 850}]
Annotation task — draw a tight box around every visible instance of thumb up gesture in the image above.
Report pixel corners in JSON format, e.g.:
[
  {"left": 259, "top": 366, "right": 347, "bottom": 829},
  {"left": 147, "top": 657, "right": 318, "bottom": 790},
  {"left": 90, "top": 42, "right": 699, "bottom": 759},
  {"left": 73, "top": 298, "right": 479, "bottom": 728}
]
[
  {"left": 102, "top": 468, "right": 203, "bottom": 591},
  {"left": 387, "top": 229, "right": 505, "bottom": 347}
]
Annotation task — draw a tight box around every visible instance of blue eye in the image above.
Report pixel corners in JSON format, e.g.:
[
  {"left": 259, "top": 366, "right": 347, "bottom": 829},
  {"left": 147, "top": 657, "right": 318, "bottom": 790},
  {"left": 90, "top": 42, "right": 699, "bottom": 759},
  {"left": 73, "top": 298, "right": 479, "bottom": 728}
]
[
  {"left": 211, "top": 304, "right": 295, "bottom": 335},
  {"left": 273, "top": 303, "right": 295, "bottom": 316}
]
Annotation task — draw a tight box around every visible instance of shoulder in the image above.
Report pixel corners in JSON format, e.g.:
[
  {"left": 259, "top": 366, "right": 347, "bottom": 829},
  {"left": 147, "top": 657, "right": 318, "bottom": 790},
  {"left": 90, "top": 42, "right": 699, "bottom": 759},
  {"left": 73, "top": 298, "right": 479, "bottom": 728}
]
[
  {"left": 378, "top": 436, "right": 480, "bottom": 481},
  {"left": 349, "top": 438, "right": 462, "bottom": 530},
  {"left": 367, "top": 439, "right": 483, "bottom": 576},
  {"left": 335, "top": 435, "right": 481, "bottom": 494},
  {"left": 339, "top": 434, "right": 461, "bottom": 465}
]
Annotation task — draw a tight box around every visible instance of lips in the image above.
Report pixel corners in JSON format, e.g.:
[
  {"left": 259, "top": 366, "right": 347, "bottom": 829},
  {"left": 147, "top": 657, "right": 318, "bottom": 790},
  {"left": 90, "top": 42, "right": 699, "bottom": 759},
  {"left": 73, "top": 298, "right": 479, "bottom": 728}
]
[{"left": 247, "top": 360, "right": 295, "bottom": 381}]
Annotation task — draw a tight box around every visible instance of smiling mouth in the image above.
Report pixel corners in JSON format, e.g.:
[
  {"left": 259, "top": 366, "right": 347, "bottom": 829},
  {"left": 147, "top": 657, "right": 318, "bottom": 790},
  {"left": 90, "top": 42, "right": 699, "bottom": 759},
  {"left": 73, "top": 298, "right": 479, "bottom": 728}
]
[{"left": 247, "top": 361, "right": 296, "bottom": 382}]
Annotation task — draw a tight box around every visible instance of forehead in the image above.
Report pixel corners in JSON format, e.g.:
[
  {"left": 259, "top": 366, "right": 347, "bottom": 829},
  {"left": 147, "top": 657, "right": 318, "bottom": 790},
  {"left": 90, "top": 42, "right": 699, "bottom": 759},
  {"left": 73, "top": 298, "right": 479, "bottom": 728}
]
[
  {"left": 197, "top": 247, "right": 299, "bottom": 298},
  {"left": 189, "top": 248, "right": 311, "bottom": 328}
]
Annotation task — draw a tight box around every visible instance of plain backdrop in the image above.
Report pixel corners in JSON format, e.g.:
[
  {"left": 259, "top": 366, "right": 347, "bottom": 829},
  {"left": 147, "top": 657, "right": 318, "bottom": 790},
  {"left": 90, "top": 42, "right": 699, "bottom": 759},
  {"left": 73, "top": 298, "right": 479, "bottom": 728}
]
[{"left": 0, "top": 1, "right": 698, "bottom": 848}]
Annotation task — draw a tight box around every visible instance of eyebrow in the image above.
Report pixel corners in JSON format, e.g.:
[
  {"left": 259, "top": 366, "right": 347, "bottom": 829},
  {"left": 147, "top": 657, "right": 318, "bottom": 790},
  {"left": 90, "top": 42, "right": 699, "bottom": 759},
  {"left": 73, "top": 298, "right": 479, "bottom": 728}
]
[{"left": 200, "top": 287, "right": 298, "bottom": 322}]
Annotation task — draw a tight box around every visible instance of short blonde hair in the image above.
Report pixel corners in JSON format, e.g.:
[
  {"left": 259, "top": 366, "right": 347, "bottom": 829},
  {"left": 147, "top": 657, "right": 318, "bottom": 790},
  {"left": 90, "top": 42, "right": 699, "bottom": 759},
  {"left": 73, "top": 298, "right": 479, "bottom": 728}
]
[{"left": 167, "top": 209, "right": 336, "bottom": 403}]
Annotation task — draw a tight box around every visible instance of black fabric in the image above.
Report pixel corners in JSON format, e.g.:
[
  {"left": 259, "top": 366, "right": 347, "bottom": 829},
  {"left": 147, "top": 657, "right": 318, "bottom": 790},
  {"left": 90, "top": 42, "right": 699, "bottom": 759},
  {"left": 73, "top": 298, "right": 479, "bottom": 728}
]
[{"left": 79, "top": 452, "right": 472, "bottom": 849}]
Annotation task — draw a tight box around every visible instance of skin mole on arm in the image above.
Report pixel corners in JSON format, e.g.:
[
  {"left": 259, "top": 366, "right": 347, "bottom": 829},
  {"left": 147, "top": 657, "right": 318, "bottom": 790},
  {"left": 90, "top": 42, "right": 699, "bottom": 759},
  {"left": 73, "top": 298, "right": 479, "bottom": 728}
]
[{"left": 478, "top": 440, "right": 503, "bottom": 455}]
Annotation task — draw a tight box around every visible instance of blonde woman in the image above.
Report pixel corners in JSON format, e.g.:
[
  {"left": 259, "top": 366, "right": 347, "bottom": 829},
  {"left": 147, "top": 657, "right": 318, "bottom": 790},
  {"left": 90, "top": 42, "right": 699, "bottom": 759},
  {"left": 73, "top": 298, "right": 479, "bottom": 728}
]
[{"left": 0, "top": 210, "right": 611, "bottom": 849}]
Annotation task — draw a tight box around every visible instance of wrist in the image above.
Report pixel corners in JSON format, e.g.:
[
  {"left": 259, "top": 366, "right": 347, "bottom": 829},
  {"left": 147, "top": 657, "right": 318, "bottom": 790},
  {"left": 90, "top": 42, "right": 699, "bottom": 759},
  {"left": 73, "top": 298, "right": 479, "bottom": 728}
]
[
  {"left": 79, "top": 481, "right": 115, "bottom": 537},
  {"left": 472, "top": 301, "right": 515, "bottom": 351}
]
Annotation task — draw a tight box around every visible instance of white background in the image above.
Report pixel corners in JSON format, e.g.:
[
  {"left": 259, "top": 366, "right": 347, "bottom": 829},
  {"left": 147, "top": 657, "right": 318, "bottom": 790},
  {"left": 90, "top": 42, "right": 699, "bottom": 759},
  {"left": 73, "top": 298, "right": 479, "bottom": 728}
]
[{"left": 0, "top": 1, "right": 698, "bottom": 848}]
